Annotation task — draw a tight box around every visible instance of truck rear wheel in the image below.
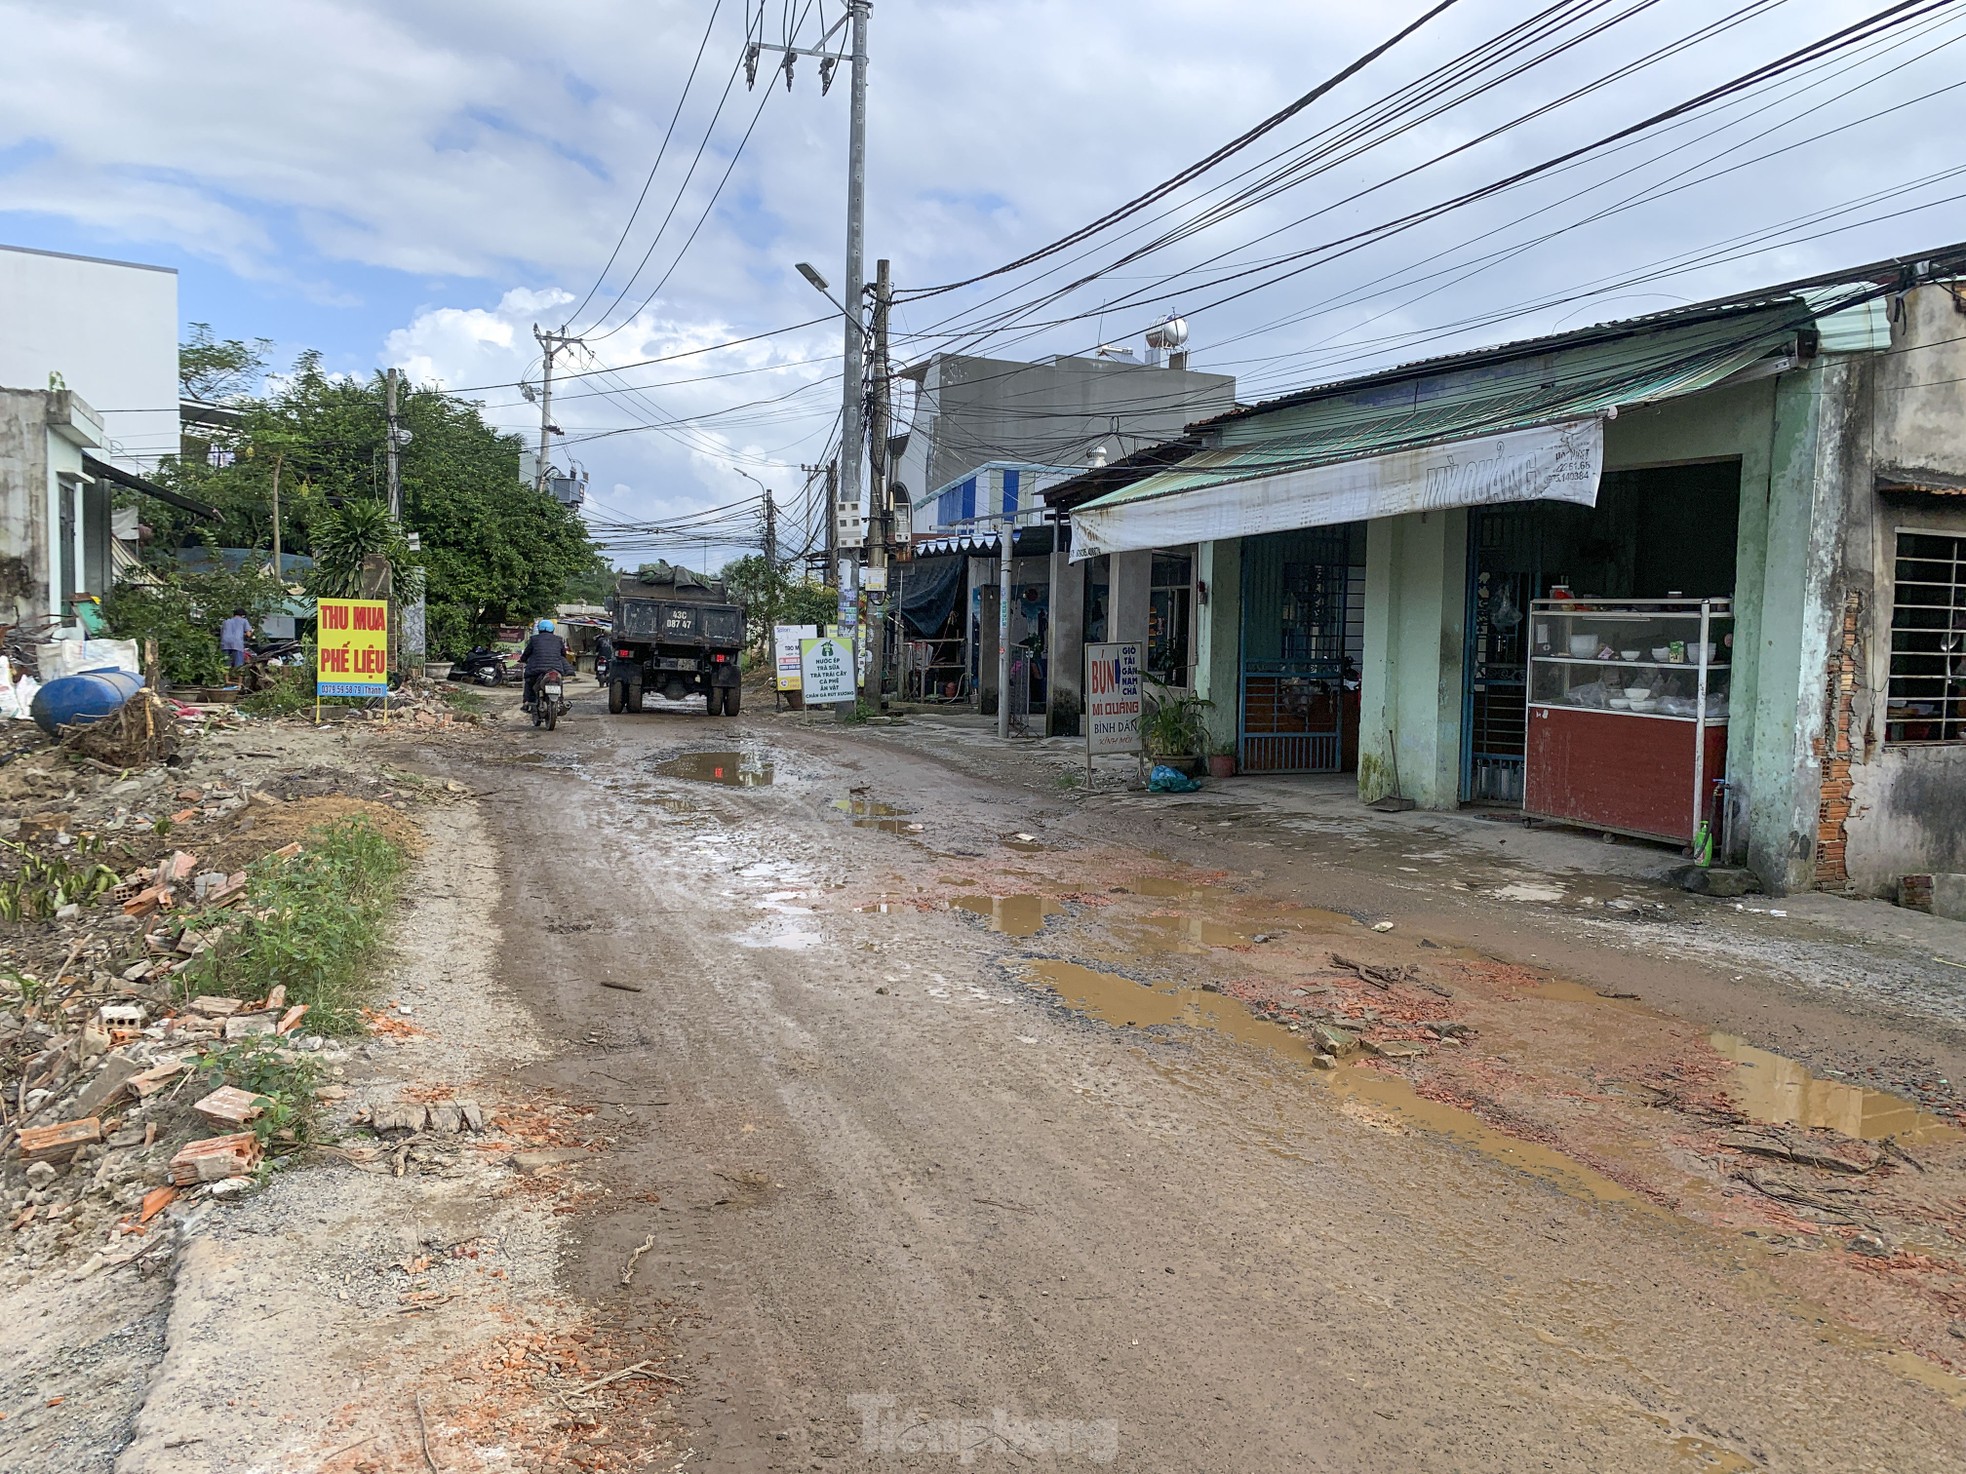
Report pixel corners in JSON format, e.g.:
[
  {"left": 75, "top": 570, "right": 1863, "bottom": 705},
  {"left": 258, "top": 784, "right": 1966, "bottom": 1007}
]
[
  {"left": 704, "top": 688, "right": 719, "bottom": 716},
  {"left": 607, "top": 680, "right": 625, "bottom": 714},
  {"left": 722, "top": 683, "right": 742, "bottom": 717},
  {"left": 626, "top": 682, "right": 644, "bottom": 714}
]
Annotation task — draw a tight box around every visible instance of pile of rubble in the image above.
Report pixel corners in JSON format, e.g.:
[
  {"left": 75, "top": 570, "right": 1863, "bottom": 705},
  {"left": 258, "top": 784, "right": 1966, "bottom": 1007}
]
[{"left": 0, "top": 826, "right": 348, "bottom": 1277}]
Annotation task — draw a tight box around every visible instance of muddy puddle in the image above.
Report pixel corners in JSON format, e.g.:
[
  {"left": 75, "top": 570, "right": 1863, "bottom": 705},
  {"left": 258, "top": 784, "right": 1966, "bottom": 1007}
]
[
  {"left": 1116, "top": 913, "right": 1256, "bottom": 952},
  {"left": 1710, "top": 1032, "right": 1956, "bottom": 1145},
  {"left": 655, "top": 750, "right": 773, "bottom": 787},
  {"left": 1019, "top": 958, "right": 1638, "bottom": 1205},
  {"left": 953, "top": 894, "right": 1061, "bottom": 939},
  {"left": 833, "top": 796, "right": 923, "bottom": 834}
]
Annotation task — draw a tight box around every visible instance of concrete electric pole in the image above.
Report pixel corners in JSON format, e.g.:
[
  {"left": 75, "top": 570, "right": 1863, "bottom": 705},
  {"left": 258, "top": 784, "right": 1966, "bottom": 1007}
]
[
  {"left": 531, "top": 327, "right": 580, "bottom": 496},
  {"left": 751, "top": 1, "right": 867, "bottom": 717},
  {"left": 866, "top": 256, "right": 892, "bottom": 705},
  {"left": 384, "top": 368, "right": 402, "bottom": 520}
]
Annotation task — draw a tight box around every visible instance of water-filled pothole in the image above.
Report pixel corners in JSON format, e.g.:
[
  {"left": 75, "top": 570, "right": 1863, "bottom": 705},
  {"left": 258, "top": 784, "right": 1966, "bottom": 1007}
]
[
  {"left": 952, "top": 894, "right": 1060, "bottom": 938},
  {"left": 1710, "top": 1032, "right": 1955, "bottom": 1144},
  {"left": 655, "top": 750, "right": 773, "bottom": 786}
]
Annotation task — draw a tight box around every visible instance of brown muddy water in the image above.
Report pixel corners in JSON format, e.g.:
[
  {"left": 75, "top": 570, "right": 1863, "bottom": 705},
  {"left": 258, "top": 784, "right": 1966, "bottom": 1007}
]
[
  {"left": 1709, "top": 1031, "right": 1956, "bottom": 1145},
  {"left": 656, "top": 750, "right": 773, "bottom": 786}
]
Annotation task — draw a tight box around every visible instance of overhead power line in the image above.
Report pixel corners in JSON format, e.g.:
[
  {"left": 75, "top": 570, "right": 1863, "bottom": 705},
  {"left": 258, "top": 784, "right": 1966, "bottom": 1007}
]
[
  {"left": 563, "top": 0, "right": 727, "bottom": 330},
  {"left": 899, "top": 0, "right": 1465, "bottom": 301}
]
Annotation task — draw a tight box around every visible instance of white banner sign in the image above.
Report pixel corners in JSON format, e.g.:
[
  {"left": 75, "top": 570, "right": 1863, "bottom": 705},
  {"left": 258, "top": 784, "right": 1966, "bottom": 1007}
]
[
  {"left": 1072, "top": 418, "right": 1603, "bottom": 560},
  {"left": 800, "top": 635, "right": 857, "bottom": 705},
  {"left": 1085, "top": 642, "right": 1143, "bottom": 757},
  {"left": 774, "top": 624, "right": 817, "bottom": 692}
]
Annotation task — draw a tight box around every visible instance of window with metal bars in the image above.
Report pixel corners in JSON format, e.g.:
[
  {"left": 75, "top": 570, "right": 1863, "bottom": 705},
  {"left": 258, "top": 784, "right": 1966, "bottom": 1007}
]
[{"left": 1886, "top": 529, "right": 1966, "bottom": 744}]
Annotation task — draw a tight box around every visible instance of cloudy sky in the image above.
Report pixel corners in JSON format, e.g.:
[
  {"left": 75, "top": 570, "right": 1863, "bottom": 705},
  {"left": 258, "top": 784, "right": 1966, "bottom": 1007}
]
[{"left": 2, "top": 0, "right": 1962, "bottom": 566}]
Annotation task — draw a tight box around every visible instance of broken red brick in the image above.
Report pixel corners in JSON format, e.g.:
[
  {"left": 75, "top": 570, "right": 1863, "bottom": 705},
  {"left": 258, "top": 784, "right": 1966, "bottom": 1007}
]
[
  {"left": 193, "top": 1086, "right": 268, "bottom": 1129},
  {"left": 17, "top": 1117, "right": 102, "bottom": 1164},
  {"left": 168, "top": 1132, "right": 262, "bottom": 1186}
]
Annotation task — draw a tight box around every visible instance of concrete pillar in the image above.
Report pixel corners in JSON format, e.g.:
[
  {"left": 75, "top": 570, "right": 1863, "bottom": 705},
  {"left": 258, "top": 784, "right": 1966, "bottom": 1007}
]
[
  {"left": 1358, "top": 509, "right": 1467, "bottom": 808},
  {"left": 1194, "top": 539, "right": 1241, "bottom": 757},
  {"left": 1109, "top": 549, "right": 1152, "bottom": 645},
  {"left": 978, "top": 573, "right": 1001, "bottom": 707},
  {"left": 1743, "top": 363, "right": 1849, "bottom": 894},
  {"left": 1049, "top": 543, "right": 1086, "bottom": 735}
]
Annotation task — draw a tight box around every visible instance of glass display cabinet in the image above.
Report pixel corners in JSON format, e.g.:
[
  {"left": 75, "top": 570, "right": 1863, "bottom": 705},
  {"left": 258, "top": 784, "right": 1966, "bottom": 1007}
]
[{"left": 1523, "top": 598, "right": 1732, "bottom": 844}]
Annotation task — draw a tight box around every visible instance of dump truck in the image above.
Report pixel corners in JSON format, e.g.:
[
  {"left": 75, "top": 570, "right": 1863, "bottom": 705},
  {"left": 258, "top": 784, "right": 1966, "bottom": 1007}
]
[{"left": 605, "top": 565, "right": 746, "bottom": 716}]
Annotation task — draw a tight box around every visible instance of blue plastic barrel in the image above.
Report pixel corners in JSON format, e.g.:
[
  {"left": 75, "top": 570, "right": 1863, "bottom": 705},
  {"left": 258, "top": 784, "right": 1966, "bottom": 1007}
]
[{"left": 30, "top": 668, "right": 146, "bottom": 737}]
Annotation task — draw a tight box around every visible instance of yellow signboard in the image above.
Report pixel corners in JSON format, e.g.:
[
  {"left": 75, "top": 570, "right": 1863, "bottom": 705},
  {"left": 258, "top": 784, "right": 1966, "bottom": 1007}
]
[{"left": 316, "top": 598, "right": 389, "bottom": 697}]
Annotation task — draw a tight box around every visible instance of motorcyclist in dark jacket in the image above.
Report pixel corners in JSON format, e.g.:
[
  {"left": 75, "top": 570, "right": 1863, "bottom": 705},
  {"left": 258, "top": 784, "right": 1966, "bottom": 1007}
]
[{"left": 517, "top": 619, "right": 573, "bottom": 710}]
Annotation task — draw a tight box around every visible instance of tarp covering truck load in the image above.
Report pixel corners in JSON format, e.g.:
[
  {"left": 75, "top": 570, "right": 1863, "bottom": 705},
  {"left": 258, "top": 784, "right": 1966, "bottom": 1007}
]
[{"left": 605, "top": 564, "right": 746, "bottom": 716}]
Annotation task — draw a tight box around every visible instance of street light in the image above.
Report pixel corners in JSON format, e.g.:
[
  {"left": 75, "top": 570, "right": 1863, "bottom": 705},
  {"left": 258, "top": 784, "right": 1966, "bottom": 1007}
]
[{"left": 794, "top": 260, "right": 865, "bottom": 337}]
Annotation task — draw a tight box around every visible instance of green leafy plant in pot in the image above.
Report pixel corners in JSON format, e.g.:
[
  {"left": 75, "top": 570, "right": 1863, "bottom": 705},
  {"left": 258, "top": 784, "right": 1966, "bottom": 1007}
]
[{"left": 1142, "top": 686, "right": 1213, "bottom": 776}]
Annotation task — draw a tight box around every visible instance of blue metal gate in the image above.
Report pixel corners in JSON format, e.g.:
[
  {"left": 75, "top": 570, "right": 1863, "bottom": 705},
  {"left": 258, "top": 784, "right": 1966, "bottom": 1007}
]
[
  {"left": 1461, "top": 505, "right": 1540, "bottom": 804},
  {"left": 1240, "top": 527, "right": 1363, "bottom": 773}
]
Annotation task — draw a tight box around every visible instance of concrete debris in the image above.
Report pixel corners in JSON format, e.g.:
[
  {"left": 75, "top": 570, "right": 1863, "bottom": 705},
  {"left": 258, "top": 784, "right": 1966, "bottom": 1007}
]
[
  {"left": 371, "top": 1102, "right": 430, "bottom": 1134},
  {"left": 1310, "top": 1023, "right": 1359, "bottom": 1057},
  {"left": 1361, "top": 1038, "right": 1431, "bottom": 1060}
]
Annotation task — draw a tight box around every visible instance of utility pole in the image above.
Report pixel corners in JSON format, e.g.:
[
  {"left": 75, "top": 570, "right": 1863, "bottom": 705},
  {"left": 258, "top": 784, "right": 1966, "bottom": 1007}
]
[
  {"left": 269, "top": 449, "right": 284, "bottom": 581},
  {"left": 384, "top": 368, "right": 402, "bottom": 520},
  {"left": 823, "top": 459, "right": 838, "bottom": 585},
  {"left": 531, "top": 326, "right": 579, "bottom": 495},
  {"left": 865, "top": 256, "right": 892, "bottom": 706},
  {"left": 749, "top": 0, "right": 866, "bottom": 718},
  {"left": 837, "top": 1, "right": 870, "bottom": 574},
  {"left": 763, "top": 489, "right": 778, "bottom": 570}
]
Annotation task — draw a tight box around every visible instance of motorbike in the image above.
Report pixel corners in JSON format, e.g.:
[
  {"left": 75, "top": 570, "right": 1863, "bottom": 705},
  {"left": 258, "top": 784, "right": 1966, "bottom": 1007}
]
[
  {"left": 593, "top": 643, "right": 611, "bottom": 685},
  {"left": 446, "top": 647, "right": 508, "bottom": 686},
  {"left": 249, "top": 637, "right": 305, "bottom": 667},
  {"left": 530, "top": 668, "right": 568, "bottom": 731}
]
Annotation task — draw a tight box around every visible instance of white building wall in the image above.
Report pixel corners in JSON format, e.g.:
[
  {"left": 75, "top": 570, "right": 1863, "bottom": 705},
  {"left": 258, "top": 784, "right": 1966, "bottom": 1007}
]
[{"left": 0, "top": 243, "right": 178, "bottom": 475}]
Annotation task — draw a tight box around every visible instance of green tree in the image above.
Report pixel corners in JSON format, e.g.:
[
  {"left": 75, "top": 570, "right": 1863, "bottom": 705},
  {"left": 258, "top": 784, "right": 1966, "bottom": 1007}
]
[
  {"left": 179, "top": 323, "right": 273, "bottom": 401},
  {"left": 721, "top": 555, "right": 837, "bottom": 651},
  {"left": 309, "top": 499, "right": 407, "bottom": 597},
  {"left": 138, "top": 341, "right": 603, "bottom": 659}
]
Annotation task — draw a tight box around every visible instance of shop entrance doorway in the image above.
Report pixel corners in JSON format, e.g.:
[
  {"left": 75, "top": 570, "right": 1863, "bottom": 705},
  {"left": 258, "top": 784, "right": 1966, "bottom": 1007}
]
[
  {"left": 1240, "top": 524, "right": 1365, "bottom": 773},
  {"left": 1459, "top": 459, "right": 1742, "bottom": 805}
]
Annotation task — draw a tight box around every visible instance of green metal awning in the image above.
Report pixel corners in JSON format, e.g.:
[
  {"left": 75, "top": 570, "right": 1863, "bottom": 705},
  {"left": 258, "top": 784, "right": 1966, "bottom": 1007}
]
[{"left": 1084, "top": 308, "right": 1798, "bottom": 514}]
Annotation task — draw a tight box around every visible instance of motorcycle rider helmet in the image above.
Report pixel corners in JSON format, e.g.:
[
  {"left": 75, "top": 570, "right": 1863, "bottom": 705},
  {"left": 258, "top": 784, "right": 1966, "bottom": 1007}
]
[{"left": 537, "top": 618, "right": 555, "bottom": 633}]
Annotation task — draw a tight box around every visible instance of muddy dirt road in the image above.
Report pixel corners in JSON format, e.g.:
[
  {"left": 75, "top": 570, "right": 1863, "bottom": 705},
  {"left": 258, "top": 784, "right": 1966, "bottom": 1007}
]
[{"left": 451, "top": 685, "right": 1966, "bottom": 1471}]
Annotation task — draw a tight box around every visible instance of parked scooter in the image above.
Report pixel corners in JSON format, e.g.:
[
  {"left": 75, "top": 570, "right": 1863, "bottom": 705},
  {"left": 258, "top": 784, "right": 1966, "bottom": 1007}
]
[
  {"left": 249, "top": 637, "right": 305, "bottom": 667},
  {"left": 446, "top": 647, "right": 508, "bottom": 686}
]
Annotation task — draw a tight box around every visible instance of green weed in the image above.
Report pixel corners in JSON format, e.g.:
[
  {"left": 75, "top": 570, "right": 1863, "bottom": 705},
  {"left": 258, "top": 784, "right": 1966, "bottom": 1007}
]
[
  {"left": 178, "top": 816, "right": 408, "bottom": 1034},
  {"left": 197, "top": 1037, "right": 325, "bottom": 1149},
  {"left": 238, "top": 665, "right": 314, "bottom": 717},
  {"left": 0, "top": 839, "right": 120, "bottom": 922}
]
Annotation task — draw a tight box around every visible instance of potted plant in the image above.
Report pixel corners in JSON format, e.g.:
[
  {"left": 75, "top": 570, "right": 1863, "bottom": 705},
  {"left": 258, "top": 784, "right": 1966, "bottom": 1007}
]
[
  {"left": 1142, "top": 688, "right": 1213, "bottom": 776},
  {"left": 1207, "top": 738, "right": 1236, "bottom": 781}
]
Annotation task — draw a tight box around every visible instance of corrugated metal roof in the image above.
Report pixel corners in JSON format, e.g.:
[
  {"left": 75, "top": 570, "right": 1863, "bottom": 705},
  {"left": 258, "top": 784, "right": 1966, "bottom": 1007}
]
[{"left": 1083, "top": 309, "right": 1793, "bottom": 510}]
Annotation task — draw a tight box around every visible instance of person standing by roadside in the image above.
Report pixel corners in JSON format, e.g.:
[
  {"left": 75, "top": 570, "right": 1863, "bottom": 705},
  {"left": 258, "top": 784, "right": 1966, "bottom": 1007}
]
[{"left": 219, "top": 607, "right": 252, "bottom": 668}]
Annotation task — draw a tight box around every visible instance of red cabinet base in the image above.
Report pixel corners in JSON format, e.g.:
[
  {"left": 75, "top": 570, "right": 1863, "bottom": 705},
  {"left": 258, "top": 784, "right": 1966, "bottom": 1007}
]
[{"left": 1523, "top": 706, "right": 1727, "bottom": 844}]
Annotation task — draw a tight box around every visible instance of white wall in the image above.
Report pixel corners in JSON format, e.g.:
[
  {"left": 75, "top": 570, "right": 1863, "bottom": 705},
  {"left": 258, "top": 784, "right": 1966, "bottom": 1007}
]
[{"left": 0, "top": 243, "right": 178, "bottom": 476}]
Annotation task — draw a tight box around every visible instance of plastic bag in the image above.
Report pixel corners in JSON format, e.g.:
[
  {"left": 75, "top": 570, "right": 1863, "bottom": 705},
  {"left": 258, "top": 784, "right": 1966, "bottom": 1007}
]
[
  {"left": 1147, "top": 764, "right": 1203, "bottom": 793},
  {"left": 12, "top": 675, "right": 39, "bottom": 719}
]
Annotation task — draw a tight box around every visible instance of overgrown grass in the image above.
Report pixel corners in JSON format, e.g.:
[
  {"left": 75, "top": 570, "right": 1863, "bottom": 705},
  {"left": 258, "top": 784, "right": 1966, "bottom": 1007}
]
[
  {"left": 437, "top": 685, "right": 487, "bottom": 714},
  {"left": 237, "top": 665, "right": 315, "bottom": 717},
  {"left": 179, "top": 816, "right": 408, "bottom": 1034}
]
